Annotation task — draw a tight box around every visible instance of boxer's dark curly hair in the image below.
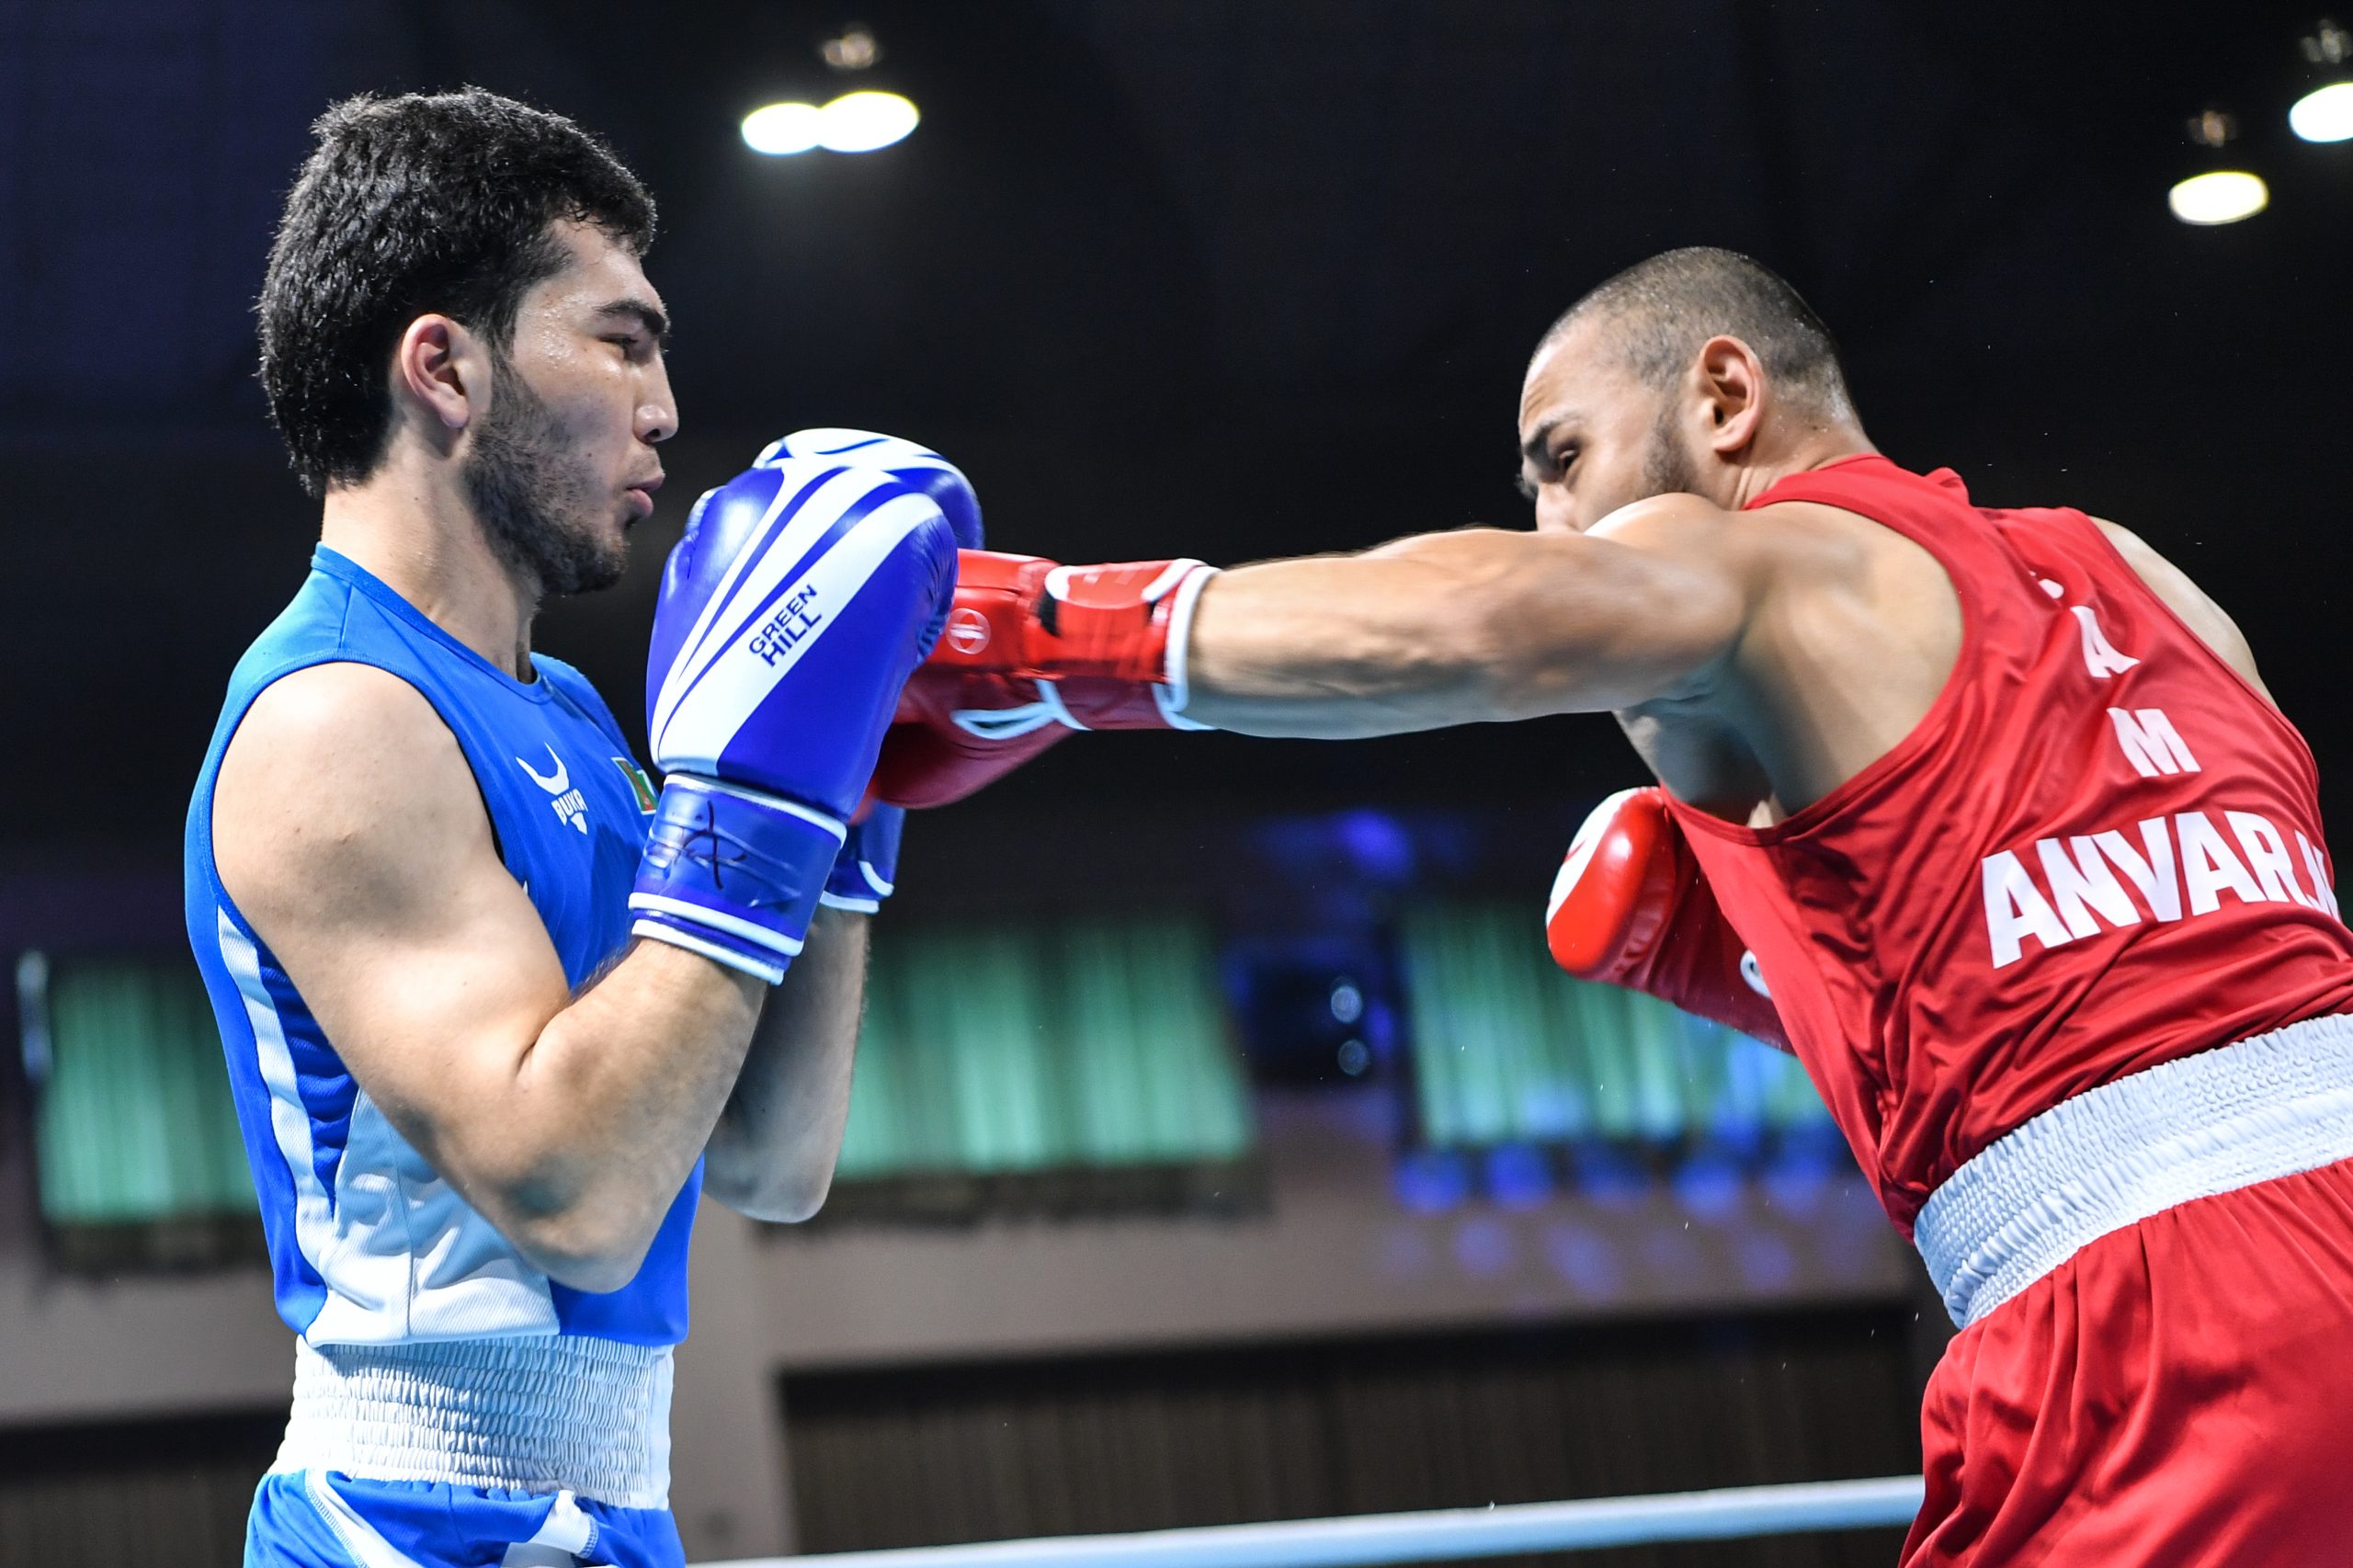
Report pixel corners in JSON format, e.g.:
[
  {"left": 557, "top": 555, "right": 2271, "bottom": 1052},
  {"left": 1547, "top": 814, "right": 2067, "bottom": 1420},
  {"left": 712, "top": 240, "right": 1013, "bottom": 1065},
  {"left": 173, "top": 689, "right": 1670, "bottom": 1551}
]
[{"left": 257, "top": 87, "right": 656, "bottom": 498}]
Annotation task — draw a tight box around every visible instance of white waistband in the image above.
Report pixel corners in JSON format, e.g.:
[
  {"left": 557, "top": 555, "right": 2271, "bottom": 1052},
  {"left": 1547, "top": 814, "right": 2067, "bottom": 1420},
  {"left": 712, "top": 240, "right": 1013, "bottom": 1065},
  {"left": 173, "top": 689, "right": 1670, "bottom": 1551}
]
[
  {"left": 274, "top": 1335, "right": 673, "bottom": 1509},
  {"left": 1915, "top": 1011, "right": 2353, "bottom": 1329}
]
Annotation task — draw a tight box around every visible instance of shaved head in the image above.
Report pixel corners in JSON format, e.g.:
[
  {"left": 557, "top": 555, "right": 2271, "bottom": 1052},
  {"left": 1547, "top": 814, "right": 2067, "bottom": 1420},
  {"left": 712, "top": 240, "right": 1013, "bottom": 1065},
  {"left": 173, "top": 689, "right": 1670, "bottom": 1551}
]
[
  {"left": 1539, "top": 247, "right": 1854, "bottom": 420},
  {"left": 1517, "top": 248, "right": 1872, "bottom": 533}
]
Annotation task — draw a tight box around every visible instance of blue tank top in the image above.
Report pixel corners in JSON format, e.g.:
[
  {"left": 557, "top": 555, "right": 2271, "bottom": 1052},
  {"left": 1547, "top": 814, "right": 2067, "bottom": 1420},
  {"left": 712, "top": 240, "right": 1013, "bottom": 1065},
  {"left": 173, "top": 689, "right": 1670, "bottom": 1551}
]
[{"left": 184, "top": 545, "right": 695, "bottom": 1347}]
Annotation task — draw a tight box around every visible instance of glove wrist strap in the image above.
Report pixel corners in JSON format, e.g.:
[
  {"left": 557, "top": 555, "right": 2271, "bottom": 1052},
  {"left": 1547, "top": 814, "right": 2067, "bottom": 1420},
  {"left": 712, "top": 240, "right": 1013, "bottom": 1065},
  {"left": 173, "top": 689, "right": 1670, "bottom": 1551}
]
[
  {"left": 1154, "top": 564, "right": 1219, "bottom": 731},
  {"left": 630, "top": 775, "right": 847, "bottom": 984}
]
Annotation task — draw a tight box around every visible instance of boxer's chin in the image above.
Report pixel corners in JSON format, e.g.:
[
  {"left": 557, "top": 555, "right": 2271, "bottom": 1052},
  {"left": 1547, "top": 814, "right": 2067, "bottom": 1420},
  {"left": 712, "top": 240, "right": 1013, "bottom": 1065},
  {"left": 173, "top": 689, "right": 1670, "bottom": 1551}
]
[
  {"left": 545, "top": 517, "right": 630, "bottom": 597},
  {"left": 464, "top": 447, "right": 629, "bottom": 597},
  {"left": 476, "top": 496, "right": 628, "bottom": 597},
  {"left": 461, "top": 364, "right": 633, "bottom": 597}
]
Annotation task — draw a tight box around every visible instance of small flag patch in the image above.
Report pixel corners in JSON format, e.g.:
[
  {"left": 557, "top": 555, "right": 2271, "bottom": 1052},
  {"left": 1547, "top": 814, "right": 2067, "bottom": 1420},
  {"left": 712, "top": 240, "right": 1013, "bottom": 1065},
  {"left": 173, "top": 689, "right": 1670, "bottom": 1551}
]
[{"left": 613, "top": 757, "right": 658, "bottom": 813}]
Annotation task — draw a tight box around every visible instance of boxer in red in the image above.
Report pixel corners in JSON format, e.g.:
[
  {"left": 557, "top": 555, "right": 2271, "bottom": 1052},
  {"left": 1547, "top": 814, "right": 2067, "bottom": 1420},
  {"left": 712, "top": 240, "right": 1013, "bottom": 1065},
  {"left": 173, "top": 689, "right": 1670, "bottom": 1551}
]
[{"left": 877, "top": 246, "right": 2353, "bottom": 1564}]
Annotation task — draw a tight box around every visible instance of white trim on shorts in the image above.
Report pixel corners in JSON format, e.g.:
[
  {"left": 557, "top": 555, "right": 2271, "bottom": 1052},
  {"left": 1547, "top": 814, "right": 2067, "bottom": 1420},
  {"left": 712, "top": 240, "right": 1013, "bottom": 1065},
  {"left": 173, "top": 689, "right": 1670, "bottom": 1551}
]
[{"left": 1915, "top": 1010, "right": 2353, "bottom": 1329}]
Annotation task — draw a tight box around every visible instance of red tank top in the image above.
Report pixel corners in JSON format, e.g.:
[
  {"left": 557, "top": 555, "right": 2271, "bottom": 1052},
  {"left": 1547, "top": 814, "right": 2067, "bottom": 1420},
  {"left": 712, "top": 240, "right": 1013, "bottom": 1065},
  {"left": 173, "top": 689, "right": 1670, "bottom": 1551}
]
[{"left": 1668, "top": 456, "right": 2353, "bottom": 1235}]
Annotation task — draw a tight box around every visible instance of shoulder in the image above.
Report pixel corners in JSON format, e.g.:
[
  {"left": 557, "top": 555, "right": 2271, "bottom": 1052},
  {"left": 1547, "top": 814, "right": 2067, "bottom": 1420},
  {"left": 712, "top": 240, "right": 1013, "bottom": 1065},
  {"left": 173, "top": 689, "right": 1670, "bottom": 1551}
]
[
  {"left": 213, "top": 662, "right": 493, "bottom": 924},
  {"left": 2086, "top": 517, "right": 2239, "bottom": 640},
  {"left": 1596, "top": 490, "right": 1854, "bottom": 551},
  {"left": 227, "top": 660, "right": 453, "bottom": 777},
  {"left": 2087, "top": 515, "right": 2201, "bottom": 591},
  {"left": 1587, "top": 492, "right": 1737, "bottom": 547},
  {"left": 1590, "top": 492, "right": 1866, "bottom": 593},
  {"left": 2086, "top": 516, "right": 2270, "bottom": 698}
]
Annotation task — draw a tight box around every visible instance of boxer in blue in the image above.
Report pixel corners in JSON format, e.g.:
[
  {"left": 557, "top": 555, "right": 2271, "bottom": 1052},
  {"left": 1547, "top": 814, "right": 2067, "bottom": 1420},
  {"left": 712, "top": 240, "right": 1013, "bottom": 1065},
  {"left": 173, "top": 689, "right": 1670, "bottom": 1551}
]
[{"left": 184, "top": 89, "right": 972, "bottom": 1565}]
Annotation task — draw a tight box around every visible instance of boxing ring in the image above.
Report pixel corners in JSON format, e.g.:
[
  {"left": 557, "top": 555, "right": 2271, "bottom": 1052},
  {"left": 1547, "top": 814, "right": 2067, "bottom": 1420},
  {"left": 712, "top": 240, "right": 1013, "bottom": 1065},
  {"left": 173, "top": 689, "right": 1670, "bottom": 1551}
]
[{"left": 708, "top": 1473, "right": 1926, "bottom": 1567}]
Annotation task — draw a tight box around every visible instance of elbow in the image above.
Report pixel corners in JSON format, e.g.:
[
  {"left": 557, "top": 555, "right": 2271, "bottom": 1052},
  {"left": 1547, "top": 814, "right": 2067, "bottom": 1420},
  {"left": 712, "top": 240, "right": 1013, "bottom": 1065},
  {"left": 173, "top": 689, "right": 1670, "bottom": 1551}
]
[
  {"left": 754, "top": 1178, "right": 834, "bottom": 1224},
  {"left": 437, "top": 1123, "right": 680, "bottom": 1291},
  {"left": 485, "top": 1170, "right": 665, "bottom": 1292},
  {"left": 704, "top": 1147, "right": 839, "bottom": 1224},
  {"left": 505, "top": 1206, "right": 659, "bottom": 1293}
]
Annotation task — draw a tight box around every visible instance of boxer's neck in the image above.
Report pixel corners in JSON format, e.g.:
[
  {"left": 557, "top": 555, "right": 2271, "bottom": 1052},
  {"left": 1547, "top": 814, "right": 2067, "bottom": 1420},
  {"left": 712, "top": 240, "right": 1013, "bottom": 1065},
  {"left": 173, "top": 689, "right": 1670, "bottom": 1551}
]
[
  {"left": 1718, "top": 421, "right": 1879, "bottom": 512},
  {"left": 319, "top": 447, "right": 540, "bottom": 681}
]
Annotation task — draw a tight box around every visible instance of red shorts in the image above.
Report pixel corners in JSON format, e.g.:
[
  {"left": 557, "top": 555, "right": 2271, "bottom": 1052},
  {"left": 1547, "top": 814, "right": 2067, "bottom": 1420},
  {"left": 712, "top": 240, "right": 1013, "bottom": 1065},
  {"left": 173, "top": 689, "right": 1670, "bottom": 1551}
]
[{"left": 1902, "top": 1156, "right": 2353, "bottom": 1566}]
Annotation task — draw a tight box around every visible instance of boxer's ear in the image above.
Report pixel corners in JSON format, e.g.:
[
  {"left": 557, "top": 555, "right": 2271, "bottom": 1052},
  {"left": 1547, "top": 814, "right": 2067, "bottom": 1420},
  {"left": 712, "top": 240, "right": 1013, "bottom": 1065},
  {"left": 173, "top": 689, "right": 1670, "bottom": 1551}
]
[
  {"left": 1692, "top": 333, "right": 1767, "bottom": 456},
  {"left": 390, "top": 313, "right": 480, "bottom": 437}
]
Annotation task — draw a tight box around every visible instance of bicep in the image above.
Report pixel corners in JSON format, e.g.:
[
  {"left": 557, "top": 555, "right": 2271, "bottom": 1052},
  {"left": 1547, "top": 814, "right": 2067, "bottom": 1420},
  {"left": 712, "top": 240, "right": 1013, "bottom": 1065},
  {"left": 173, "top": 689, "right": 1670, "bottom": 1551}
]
[
  {"left": 212, "top": 665, "right": 573, "bottom": 1172},
  {"left": 2091, "top": 518, "right": 2275, "bottom": 706}
]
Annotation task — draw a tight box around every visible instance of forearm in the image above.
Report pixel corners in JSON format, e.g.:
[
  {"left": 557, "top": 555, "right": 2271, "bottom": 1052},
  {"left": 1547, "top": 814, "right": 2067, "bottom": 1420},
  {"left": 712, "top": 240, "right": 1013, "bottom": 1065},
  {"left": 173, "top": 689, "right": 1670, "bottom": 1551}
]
[
  {"left": 704, "top": 906, "right": 870, "bottom": 1221},
  {"left": 488, "top": 941, "right": 766, "bottom": 1284},
  {"left": 1183, "top": 534, "right": 1533, "bottom": 737}
]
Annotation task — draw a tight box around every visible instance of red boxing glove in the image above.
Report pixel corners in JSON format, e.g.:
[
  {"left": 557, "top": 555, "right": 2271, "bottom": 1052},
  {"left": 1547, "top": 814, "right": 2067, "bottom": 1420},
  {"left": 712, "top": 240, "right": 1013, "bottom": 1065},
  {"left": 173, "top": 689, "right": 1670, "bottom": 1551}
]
[
  {"left": 1544, "top": 787, "right": 1790, "bottom": 1052},
  {"left": 868, "top": 672, "right": 1073, "bottom": 809},
  {"left": 926, "top": 550, "right": 1219, "bottom": 726},
  {"left": 866, "top": 671, "right": 1175, "bottom": 809},
  {"left": 869, "top": 550, "right": 1221, "bottom": 808}
]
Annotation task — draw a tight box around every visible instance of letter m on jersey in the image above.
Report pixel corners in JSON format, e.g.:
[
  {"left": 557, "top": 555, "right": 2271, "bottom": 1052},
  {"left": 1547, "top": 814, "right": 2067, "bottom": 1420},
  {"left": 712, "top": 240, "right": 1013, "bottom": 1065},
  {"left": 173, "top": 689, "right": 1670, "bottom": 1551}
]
[{"left": 2109, "top": 708, "right": 2199, "bottom": 778}]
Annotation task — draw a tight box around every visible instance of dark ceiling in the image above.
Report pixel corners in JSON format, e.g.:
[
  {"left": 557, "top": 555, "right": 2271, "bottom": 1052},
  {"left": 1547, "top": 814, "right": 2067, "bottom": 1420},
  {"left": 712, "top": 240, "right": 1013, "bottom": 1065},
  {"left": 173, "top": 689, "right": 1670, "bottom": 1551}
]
[{"left": 6, "top": 0, "right": 2349, "bottom": 882}]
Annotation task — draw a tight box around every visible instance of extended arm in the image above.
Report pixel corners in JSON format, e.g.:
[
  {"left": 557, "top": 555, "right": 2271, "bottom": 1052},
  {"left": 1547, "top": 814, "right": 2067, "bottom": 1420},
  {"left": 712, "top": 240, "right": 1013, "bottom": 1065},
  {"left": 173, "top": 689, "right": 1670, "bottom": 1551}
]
[
  {"left": 703, "top": 906, "right": 870, "bottom": 1221},
  {"left": 873, "top": 497, "right": 1760, "bottom": 795},
  {"left": 1182, "top": 512, "right": 1753, "bottom": 737},
  {"left": 215, "top": 664, "right": 763, "bottom": 1291}
]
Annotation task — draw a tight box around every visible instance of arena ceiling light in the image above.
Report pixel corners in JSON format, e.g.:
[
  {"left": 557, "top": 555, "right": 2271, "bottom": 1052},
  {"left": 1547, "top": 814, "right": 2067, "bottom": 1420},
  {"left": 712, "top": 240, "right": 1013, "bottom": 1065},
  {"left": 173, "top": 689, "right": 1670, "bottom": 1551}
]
[
  {"left": 740, "top": 91, "right": 920, "bottom": 156},
  {"left": 741, "top": 102, "right": 825, "bottom": 155},
  {"left": 2292, "top": 20, "right": 2353, "bottom": 142},
  {"left": 817, "top": 91, "right": 919, "bottom": 152},
  {"left": 2168, "top": 109, "right": 2267, "bottom": 226},
  {"left": 2291, "top": 82, "right": 2353, "bottom": 140},
  {"left": 2168, "top": 169, "right": 2270, "bottom": 224}
]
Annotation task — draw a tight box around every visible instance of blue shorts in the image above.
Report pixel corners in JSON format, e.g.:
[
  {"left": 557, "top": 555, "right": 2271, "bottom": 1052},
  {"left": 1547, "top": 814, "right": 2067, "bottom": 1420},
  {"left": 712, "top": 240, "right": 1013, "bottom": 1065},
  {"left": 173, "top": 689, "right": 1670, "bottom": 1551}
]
[{"left": 245, "top": 1471, "right": 685, "bottom": 1567}]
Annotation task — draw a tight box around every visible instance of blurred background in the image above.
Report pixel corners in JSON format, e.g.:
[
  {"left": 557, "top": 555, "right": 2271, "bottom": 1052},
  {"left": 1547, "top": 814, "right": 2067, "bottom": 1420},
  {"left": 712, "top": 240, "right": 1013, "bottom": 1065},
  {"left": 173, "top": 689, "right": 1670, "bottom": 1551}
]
[{"left": 5, "top": 1, "right": 2351, "bottom": 1563}]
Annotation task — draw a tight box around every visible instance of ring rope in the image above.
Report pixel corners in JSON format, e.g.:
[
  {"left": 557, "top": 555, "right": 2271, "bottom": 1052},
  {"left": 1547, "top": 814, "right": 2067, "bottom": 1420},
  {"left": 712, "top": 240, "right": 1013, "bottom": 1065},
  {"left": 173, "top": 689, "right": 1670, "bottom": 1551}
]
[{"left": 707, "top": 1473, "right": 1926, "bottom": 1568}]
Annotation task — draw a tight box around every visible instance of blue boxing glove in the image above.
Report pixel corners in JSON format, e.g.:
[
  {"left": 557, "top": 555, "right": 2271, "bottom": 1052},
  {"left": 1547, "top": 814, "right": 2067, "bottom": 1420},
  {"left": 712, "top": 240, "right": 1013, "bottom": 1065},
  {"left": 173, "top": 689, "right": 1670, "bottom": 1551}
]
[
  {"left": 631, "top": 451, "right": 959, "bottom": 982},
  {"left": 819, "top": 804, "right": 904, "bottom": 915},
  {"left": 756, "top": 429, "right": 982, "bottom": 551},
  {"left": 763, "top": 431, "right": 985, "bottom": 921}
]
